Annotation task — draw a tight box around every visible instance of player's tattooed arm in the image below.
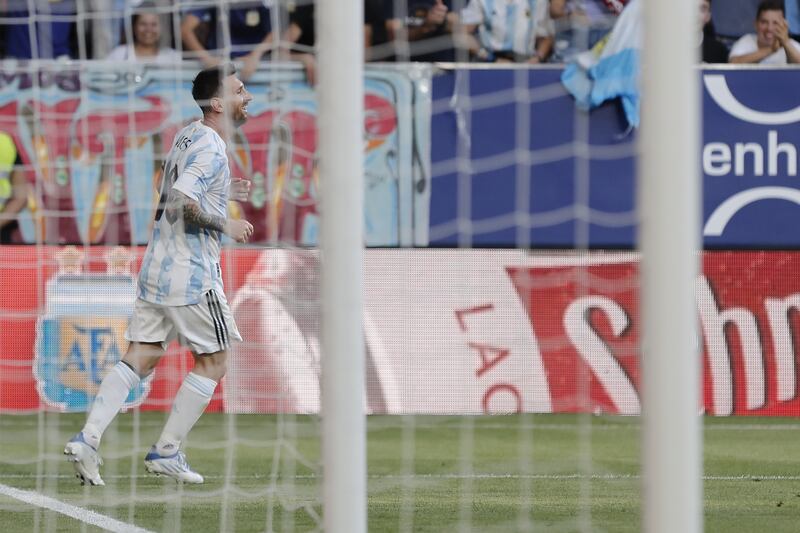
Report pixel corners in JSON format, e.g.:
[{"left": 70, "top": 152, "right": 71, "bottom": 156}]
[
  {"left": 166, "top": 189, "right": 254, "bottom": 242},
  {"left": 166, "top": 190, "right": 226, "bottom": 232}
]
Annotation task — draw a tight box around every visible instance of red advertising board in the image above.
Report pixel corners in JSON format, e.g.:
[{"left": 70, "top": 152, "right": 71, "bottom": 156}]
[{"left": 2, "top": 247, "right": 800, "bottom": 416}]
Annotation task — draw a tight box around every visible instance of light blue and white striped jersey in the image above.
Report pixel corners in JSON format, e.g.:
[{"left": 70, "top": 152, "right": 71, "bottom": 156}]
[
  {"left": 461, "top": 0, "right": 552, "bottom": 58},
  {"left": 138, "top": 121, "right": 230, "bottom": 306}
]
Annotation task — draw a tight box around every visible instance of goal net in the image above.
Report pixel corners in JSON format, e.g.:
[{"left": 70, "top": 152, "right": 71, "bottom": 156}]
[{"left": 0, "top": 0, "right": 729, "bottom": 531}]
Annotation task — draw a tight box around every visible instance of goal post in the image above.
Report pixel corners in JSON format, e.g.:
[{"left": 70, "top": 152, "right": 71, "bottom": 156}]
[
  {"left": 640, "top": 0, "right": 702, "bottom": 531},
  {"left": 0, "top": 0, "right": 715, "bottom": 530},
  {"left": 317, "top": 1, "right": 367, "bottom": 532}
]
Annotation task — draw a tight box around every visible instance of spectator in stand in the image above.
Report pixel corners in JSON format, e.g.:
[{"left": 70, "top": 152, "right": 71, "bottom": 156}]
[
  {"left": 549, "top": 0, "right": 622, "bottom": 63},
  {"left": 88, "top": 0, "right": 145, "bottom": 59},
  {"left": 385, "top": 0, "right": 457, "bottom": 62},
  {"left": 180, "top": 1, "right": 274, "bottom": 79},
  {"left": 284, "top": 0, "right": 389, "bottom": 56},
  {"left": 365, "top": 0, "right": 391, "bottom": 60},
  {"left": 0, "top": 132, "right": 29, "bottom": 244},
  {"left": 282, "top": 1, "right": 390, "bottom": 83},
  {"left": 729, "top": 0, "right": 800, "bottom": 64},
  {"left": 0, "top": 0, "right": 78, "bottom": 59},
  {"left": 107, "top": 3, "right": 182, "bottom": 63},
  {"left": 455, "top": 0, "right": 554, "bottom": 63},
  {"left": 278, "top": 2, "right": 316, "bottom": 84},
  {"left": 700, "top": 0, "right": 728, "bottom": 63}
]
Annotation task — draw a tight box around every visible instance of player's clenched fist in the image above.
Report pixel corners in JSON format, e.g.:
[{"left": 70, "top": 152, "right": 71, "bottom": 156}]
[{"left": 225, "top": 218, "right": 254, "bottom": 243}]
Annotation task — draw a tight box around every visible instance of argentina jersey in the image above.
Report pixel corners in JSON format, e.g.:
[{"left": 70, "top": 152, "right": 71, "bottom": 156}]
[
  {"left": 461, "top": 0, "right": 550, "bottom": 58},
  {"left": 138, "top": 121, "right": 231, "bottom": 306}
]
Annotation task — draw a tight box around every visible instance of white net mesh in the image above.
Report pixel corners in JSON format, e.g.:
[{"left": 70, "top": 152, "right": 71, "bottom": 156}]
[
  {"left": 4, "top": 1, "right": 637, "bottom": 531},
  {"left": 5, "top": 0, "right": 788, "bottom": 532}
]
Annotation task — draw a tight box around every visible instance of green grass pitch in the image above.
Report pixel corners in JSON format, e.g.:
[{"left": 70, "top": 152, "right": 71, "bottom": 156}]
[{"left": 1, "top": 413, "right": 799, "bottom": 532}]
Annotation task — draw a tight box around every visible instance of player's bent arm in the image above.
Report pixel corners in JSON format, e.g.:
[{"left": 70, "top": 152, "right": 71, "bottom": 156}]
[{"left": 168, "top": 190, "right": 253, "bottom": 242}]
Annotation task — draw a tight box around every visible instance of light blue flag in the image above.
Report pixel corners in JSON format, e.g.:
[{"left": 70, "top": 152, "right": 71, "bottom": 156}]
[{"left": 561, "top": 0, "right": 642, "bottom": 128}]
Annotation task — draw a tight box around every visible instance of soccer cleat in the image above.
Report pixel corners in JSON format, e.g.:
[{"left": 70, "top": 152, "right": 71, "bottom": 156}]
[
  {"left": 64, "top": 433, "right": 105, "bottom": 486},
  {"left": 144, "top": 447, "right": 204, "bottom": 484}
]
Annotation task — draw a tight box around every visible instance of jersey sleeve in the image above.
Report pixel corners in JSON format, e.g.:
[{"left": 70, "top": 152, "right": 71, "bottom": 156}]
[
  {"left": 172, "top": 149, "right": 226, "bottom": 202},
  {"left": 459, "top": 0, "right": 484, "bottom": 26},
  {"left": 533, "top": 0, "right": 554, "bottom": 39}
]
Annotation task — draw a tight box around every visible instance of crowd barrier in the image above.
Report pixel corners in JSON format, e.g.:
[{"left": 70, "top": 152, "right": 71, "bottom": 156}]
[{"left": 429, "top": 67, "right": 800, "bottom": 248}]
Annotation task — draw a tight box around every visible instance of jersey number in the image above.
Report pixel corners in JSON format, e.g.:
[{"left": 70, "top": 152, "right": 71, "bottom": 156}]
[{"left": 154, "top": 162, "right": 178, "bottom": 222}]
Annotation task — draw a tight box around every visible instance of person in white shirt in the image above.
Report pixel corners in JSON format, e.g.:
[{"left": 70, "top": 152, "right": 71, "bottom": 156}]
[
  {"left": 106, "top": 7, "right": 182, "bottom": 63},
  {"left": 64, "top": 64, "right": 254, "bottom": 486},
  {"left": 729, "top": 0, "right": 800, "bottom": 65},
  {"left": 456, "top": 0, "right": 555, "bottom": 63}
]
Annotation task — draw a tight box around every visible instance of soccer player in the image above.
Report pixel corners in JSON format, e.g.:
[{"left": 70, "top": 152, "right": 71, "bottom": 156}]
[{"left": 64, "top": 64, "right": 254, "bottom": 485}]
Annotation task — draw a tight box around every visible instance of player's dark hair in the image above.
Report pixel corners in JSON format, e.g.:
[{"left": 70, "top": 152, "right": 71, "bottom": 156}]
[
  {"left": 757, "top": 0, "right": 784, "bottom": 18},
  {"left": 192, "top": 63, "right": 237, "bottom": 115}
]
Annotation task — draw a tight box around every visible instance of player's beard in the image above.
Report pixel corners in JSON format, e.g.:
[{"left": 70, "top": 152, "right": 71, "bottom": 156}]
[{"left": 232, "top": 103, "right": 248, "bottom": 127}]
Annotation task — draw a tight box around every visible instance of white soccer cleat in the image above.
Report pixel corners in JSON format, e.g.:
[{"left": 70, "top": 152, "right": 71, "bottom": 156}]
[
  {"left": 144, "top": 447, "right": 204, "bottom": 484},
  {"left": 64, "top": 433, "right": 105, "bottom": 486}
]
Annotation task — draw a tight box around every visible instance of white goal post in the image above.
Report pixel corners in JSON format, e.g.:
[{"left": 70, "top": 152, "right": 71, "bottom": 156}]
[
  {"left": 317, "top": 1, "right": 367, "bottom": 532},
  {"left": 640, "top": 0, "right": 702, "bottom": 532}
]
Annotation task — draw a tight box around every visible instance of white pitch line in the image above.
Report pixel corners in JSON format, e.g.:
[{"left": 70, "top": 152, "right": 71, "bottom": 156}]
[
  {"left": 357, "top": 473, "right": 800, "bottom": 481},
  {"left": 1, "top": 473, "right": 798, "bottom": 482},
  {"left": 0, "top": 483, "right": 154, "bottom": 533}
]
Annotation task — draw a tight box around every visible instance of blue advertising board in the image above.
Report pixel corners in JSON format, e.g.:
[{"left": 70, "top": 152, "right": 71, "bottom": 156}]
[
  {"left": 702, "top": 69, "right": 800, "bottom": 248},
  {"left": 428, "top": 67, "right": 637, "bottom": 248},
  {"left": 428, "top": 67, "right": 800, "bottom": 249}
]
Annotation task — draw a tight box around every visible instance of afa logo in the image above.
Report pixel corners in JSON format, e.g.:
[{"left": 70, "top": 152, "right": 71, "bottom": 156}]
[
  {"left": 33, "top": 247, "right": 150, "bottom": 411},
  {"left": 35, "top": 316, "right": 150, "bottom": 412}
]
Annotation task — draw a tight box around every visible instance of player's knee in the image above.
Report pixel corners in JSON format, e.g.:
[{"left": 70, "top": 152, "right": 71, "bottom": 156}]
[
  {"left": 214, "top": 361, "right": 228, "bottom": 381},
  {"left": 207, "top": 358, "right": 227, "bottom": 381},
  {"left": 121, "top": 356, "right": 156, "bottom": 377},
  {"left": 193, "top": 352, "right": 227, "bottom": 381},
  {"left": 123, "top": 342, "right": 164, "bottom": 376}
]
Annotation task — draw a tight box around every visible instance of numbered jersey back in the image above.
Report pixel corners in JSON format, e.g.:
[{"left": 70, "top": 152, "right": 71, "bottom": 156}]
[{"left": 138, "top": 121, "right": 230, "bottom": 306}]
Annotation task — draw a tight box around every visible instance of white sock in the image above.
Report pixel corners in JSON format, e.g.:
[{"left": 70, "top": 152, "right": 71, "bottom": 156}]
[
  {"left": 155, "top": 373, "right": 217, "bottom": 456},
  {"left": 82, "top": 361, "right": 140, "bottom": 449}
]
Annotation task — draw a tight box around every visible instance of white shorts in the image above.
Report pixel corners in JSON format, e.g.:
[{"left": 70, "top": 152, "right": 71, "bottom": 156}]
[{"left": 125, "top": 291, "right": 242, "bottom": 355}]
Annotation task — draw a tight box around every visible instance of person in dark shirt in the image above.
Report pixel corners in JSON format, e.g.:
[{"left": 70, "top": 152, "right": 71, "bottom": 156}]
[
  {"left": 700, "top": 0, "right": 728, "bottom": 63},
  {"left": 385, "top": 0, "right": 456, "bottom": 62},
  {"left": 285, "top": 1, "right": 388, "bottom": 54},
  {"left": 181, "top": 1, "right": 274, "bottom": 79},
  {"left": 285, "top": 3, "right": 316, "bottom": 54},
  {"left": 365, "top": 0, "right": 391, "bottom": 60},
  {"left": 283, "top": 1, "right": 391, "bottom": 83}
]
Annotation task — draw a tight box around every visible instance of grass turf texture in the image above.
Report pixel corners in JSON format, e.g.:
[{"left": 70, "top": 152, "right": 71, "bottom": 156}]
[{"left": 0, "top": 413, "right": 799, "bottom": 532}]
